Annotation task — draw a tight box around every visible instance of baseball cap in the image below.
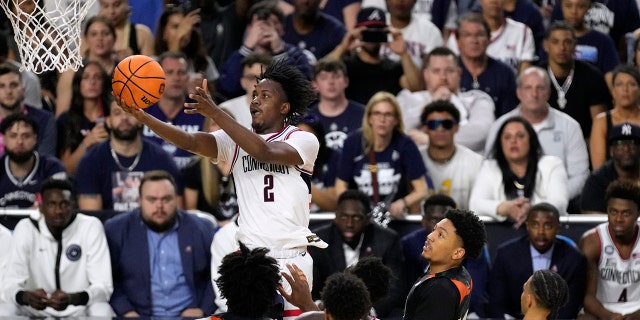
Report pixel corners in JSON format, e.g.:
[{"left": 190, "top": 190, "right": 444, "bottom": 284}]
[
  {"left": 607, "top": 122, "right": 640, "bottom": 144},
  {"left": 356, "top": 7, "right": 387, "bottom": 28}
]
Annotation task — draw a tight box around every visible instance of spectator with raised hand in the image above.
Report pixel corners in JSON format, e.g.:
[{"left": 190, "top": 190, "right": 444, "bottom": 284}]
[
  {"left": 216, "top": 0, "right": 314, "bottom": 100},
  {"left": 326, "top": 7, "right": 423, "bottom": 105},
  {"left": 155, "top": 6, "right": 218, "bottom": 93},
  {"left": 98, "top": 0, "right": 155, "bottom": 59},
  {"left": 56, "top": 61, "right": 110, "bottom": 176}
]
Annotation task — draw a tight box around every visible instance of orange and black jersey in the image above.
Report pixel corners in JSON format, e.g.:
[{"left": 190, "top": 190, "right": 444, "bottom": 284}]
[{"left": 403, "top": 265, "right": 472, "bottom": 320}]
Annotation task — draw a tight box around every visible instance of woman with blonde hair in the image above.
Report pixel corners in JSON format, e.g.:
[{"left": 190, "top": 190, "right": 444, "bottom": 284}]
[{"left": 335, "top": 91, "right": 429, "bottom": 219}]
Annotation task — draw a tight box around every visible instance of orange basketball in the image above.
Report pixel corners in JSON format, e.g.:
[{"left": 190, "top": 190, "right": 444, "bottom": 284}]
[{"left": 112, "top": 55, "right": 165, "bottom": 109}]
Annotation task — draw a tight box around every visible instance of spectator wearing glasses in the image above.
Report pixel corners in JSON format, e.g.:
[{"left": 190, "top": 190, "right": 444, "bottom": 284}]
[
  {"left": 396, "top": 46, "right": 494, "bottom": 153},
  {"left": 581, "top": 123, "right": 640, "bottom": 215},
  {"left": 419, "top": 100, "right": 482, "bottom": 210},
  {"left": 483, "top": 67, "right": 588, "bottom": 214},
  {"left": 335, "top": 92, "right": 429, "bottom": 219}
]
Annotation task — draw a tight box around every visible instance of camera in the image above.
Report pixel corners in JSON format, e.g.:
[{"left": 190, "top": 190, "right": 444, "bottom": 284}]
[{"left": 361, "top": 28, "right": 389, "bottom": 43}]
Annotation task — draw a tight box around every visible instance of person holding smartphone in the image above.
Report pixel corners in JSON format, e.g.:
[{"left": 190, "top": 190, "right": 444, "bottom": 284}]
[{"left": 325, "top": 7, "right": 423, "bottom": 105}]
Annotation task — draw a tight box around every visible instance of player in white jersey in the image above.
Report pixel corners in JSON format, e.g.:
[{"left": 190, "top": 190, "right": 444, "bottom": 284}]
[
  {"left": 580, "top": 180, "right": 640, "bottom": 319},
  {"left": 0, "top": 179, "right": 113, "bottom": 317},
  {"left": 116, "top": 59, "right": 328, "bottom": 319}
]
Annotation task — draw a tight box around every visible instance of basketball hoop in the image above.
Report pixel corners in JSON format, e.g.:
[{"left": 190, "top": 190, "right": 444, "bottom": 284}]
[{"left": 0, "top": 0, "right": 96, "bottom": 73}]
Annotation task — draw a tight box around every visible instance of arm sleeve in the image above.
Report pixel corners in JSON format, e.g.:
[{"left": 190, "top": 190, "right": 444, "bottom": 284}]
[
  {"left": 454, "top": 92, "right": 495, "bottom": 152},
  {"left": 284, "top": 130, "right": 321, "bottom": 169},
  {"left": 84, "top": 219, "right": 113, "bottom": 304},
  {"left": 468, "top": 160, "right": 507, "bottom": 221}
]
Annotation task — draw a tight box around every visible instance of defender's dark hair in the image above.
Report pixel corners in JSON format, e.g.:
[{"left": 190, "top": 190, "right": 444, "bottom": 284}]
[
  {"left": 138, "top": 170, "right": 177, "bottom": 195},
  {"left": 445, "top": 209, "right": 486, "bottom": 259},
  {"left": 492, "top": 116, "right": 542, "bottom": 199},
  {"left": 526, "top": 202, "right": 561, "bottom": 223},
  {"left": 321, "top": 273, "right": 371, "bottom": 320},
  {"left": 216, "top": 242, "right": 280, "bottom": 318},
  {"left": 0, "top": 113, "right": 39, "bottom": 135},
  {"left": 337, "top": 189, "right": 372, "bottom": 215},
  {"left": 346, "top": 256, "right": 393, "bottom": 304},
  {"left": 420, "top": 99, "right": 461, "bottom": 124},
  {"left": 530, "top": 269, "right": 569, "bottom": 319},
  {"left": 605, "top": 179, "right": 640, "bottom": 209}
]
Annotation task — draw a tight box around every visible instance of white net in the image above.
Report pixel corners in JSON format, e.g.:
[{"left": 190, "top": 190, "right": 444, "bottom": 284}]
[{"left": 0, "top": 0, "right": 96, "bottom": 73}]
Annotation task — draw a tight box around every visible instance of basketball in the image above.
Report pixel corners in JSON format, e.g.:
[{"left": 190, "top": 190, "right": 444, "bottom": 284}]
[{"left": 112, "top": 55, "right": 165, "bottom": 109}]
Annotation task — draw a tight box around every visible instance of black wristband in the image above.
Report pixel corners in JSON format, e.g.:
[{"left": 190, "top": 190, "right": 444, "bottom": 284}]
[
  {"left": 69, "top": 292, "right": 89, "bottom": 306},
  {"left": 16, "top": 291, "right": 27, "bottom": 305}
]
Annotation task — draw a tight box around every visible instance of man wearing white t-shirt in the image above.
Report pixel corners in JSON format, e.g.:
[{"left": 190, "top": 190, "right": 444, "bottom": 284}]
[
  {"left": 396, "top": 46, "right": 494, "bottom": 152},
  {"left": 419, "top": 100, "right": 482, "bottom": 209}
]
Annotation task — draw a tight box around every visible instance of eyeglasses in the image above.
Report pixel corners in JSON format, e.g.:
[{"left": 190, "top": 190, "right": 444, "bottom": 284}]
[
  {"left": 370, "top": 111, "right": 396, "bottom": 119},
  {"left": 424, "top": 119, "right": 457, "bottom": 130}
]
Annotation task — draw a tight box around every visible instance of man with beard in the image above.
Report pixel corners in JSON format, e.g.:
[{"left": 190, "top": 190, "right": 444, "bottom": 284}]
[
  {"left": 75, "top": 100, "right": 183, "bottom": 211},
  {"left": 581, "top": 123, "right": 640, "bottom": 214},
  {"left": 0, "top": 63, "right": 56, "bottom": 156},
  {"left": 282, "top": 0, "right": 346, "bottom": 59},
  {"left": 326, "top": 6, "right": 423, "bottom": 105},
  {"left": 104, "top": 170, "right": 216, "bottom": 318},
  {"left": 487, "top": 203, "right": 587, "bottom": 319},
  {"left": 307, "top": 189, "right": 405, "bottom": 317},
  {"left": 0, "top": 178, "right": 113, "bottom": 317},
  {"left": 0, "top": 114, "right": 66, "bottom": 208},
  {"left": 580, "top": 180, "right": 640, "bottom": 319}
]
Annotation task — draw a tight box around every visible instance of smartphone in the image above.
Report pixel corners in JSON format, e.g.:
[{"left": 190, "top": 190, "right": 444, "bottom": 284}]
[{"left": 361, "top": 29, "right": 389, "bottom": 43}]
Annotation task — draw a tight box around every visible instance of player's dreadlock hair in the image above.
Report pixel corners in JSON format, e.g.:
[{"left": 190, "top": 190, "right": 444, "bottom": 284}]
[
  {"left": 321, "top": 273, "right": 371, "bottom": 320},
  {"left": 530, "top": 269, "right": 569, "bottom": 319},
  {"left": 216, "top": 242, "right": 280, "bottom": 318},
  {"left": 346, "top": 256, "right": 393, "bottom": 305},
  {"left": 260, "top": 58, "right": 317, "bottom": 125},
  {"left": 445, "top": 209, "right": 486, "bottom": 259}
]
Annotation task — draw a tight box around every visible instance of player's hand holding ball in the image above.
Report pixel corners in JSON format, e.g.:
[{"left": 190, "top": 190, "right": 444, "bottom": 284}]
[{"left": 112, "top": 55, "right": 165, "bottom": 110}]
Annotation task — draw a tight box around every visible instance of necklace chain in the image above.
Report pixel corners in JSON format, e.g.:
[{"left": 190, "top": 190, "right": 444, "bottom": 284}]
[{"left": 110, "top": 146, "right": 141, "bottom": 172}]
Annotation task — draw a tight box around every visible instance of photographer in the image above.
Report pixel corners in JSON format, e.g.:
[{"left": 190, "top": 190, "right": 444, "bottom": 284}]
[
  {"left": 325, "top": 7, "right": 423, "bottom": 104},
  {"left": 215, "top": 0, "right": 315, "bottom": 100}
]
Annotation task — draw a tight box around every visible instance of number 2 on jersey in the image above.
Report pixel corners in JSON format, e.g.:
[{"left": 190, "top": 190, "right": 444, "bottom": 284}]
[{"left": 264, "top": 175, "right": 274, "bottom": 202}]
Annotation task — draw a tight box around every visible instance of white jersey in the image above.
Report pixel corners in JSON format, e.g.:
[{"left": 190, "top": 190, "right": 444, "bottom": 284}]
[
  {"left": 381, "top": 13, "right": 443, "bottom": 68},
  {"left": 210, "top": 218, "right": 240, "bottom": 312},
  {"left": 420, "top": 144, "right": 483, "bottom": 209},
  {"left": 212, "top": 125, "right": 328, "bottom": 250},
  {"left": 447, "top": 18, "right": 535, "bottom": 72},
  {"left": 1, "top": 214, "right": 113, "bottom": 317},
  {"left": 595, "top": 223, "right": 640, "bottom": 314}
]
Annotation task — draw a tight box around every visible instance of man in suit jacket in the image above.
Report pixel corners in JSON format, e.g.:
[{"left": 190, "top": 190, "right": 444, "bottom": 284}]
[
  {"left": 307, "top": 189, "right": 405, "bottom": 317},
  {"left": 104, "top": 170, "right": 216, "bottom": 317},
  {"left": 487, "top": 202, "right": 587, "bottom": 319}
]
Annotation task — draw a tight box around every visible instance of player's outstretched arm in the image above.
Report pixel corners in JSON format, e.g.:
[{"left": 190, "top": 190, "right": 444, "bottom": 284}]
[
  {"left": 186, "top": 80, "right": 307, "bottom": 166},
  {"left": 113, "top": 94, "right": 219, "bottom": 159}
]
